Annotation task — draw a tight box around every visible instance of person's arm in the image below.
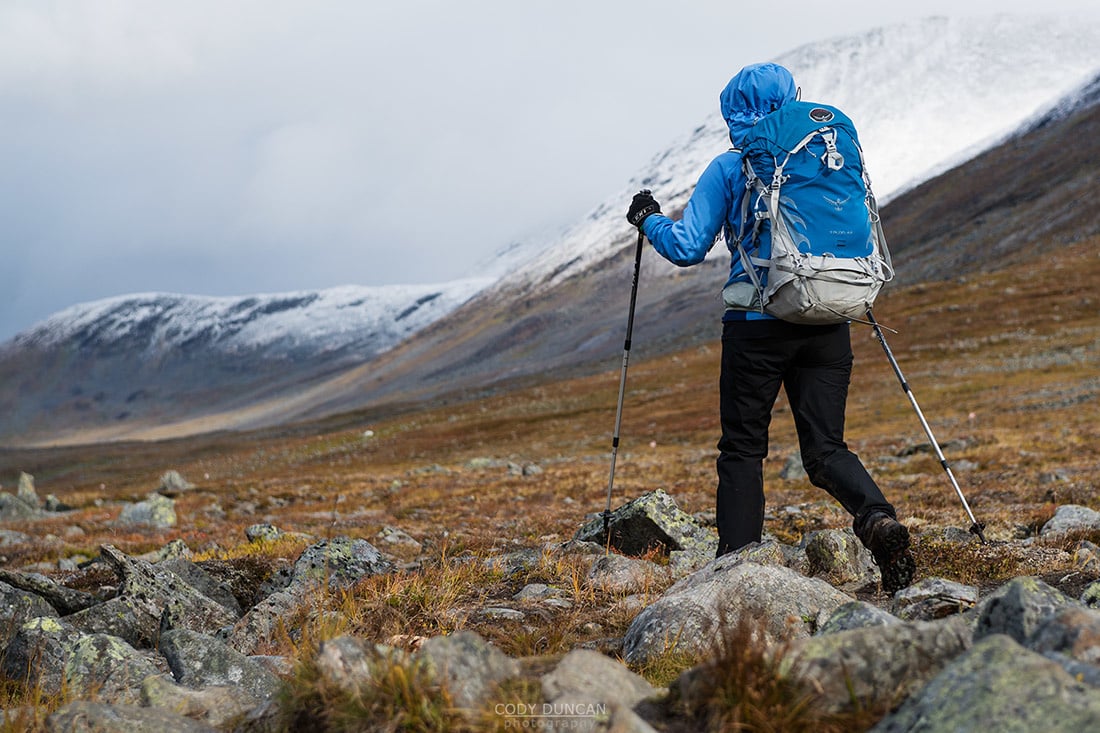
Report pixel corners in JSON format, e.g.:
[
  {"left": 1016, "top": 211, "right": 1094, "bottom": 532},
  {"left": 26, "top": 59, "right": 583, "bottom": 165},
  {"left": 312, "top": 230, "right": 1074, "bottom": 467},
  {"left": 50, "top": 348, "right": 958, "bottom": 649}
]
[{"left": 641, "top": 155, "right": 735, "bottom": 266}]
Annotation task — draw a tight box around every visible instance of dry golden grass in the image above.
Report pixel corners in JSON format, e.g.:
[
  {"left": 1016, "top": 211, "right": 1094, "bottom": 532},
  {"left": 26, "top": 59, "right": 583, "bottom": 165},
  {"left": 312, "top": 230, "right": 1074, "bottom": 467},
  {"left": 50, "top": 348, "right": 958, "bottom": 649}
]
[{"left": 0, "top": 237, "right": 1097, "bottom": 729}]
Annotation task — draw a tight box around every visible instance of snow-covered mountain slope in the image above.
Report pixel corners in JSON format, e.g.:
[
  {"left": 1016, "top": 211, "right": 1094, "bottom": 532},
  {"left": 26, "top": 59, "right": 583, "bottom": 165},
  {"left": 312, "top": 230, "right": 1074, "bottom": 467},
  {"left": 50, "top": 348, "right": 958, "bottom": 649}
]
[
  {"left": 493, "top": 14, "right": 1100, "bottom": 295},
  {"left": 11, "top": 280, "right": 490, "bottom": 362}
]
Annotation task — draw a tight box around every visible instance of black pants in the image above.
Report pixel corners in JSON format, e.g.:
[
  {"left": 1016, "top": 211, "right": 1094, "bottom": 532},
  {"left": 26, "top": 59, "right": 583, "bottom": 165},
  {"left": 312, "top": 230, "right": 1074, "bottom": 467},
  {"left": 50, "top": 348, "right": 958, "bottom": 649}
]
[{"left": 715, "top": 319, "right": 895, "bottom": 555}]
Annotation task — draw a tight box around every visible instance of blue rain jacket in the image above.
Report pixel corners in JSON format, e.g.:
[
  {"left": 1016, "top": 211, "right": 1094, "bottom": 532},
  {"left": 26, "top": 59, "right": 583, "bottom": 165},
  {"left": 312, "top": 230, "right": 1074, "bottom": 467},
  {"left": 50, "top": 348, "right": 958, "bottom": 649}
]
[{"left": 642, "top": 63, "right": 798, "bottom": 321}]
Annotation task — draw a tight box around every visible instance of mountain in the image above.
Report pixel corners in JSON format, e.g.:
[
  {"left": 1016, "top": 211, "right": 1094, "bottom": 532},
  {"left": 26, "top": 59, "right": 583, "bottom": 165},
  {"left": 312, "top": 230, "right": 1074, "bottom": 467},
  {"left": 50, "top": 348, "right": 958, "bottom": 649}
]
[
  {"left": 1, "top": 14, "right": 1097, "bottom": 447},
  {"left": 0, "top": 281, "right": 487, "bottom": 444}
]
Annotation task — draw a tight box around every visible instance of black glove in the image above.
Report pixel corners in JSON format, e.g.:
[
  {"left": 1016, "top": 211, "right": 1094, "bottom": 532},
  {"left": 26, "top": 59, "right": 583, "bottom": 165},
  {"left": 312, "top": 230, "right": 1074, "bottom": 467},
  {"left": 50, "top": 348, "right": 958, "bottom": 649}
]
[{"left": 626, "top": 189, "right": 661, "bottom": 228}]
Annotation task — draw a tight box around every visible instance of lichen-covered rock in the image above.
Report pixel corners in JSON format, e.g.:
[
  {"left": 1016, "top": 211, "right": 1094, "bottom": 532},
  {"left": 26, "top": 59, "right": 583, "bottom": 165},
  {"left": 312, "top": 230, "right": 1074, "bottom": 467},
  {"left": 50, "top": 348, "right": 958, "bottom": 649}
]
[
  {"left": 871, "top": 634, "right": 1100, "bottom": 732},
  {"left": 1040, "top": 504, "right": 1100, "bottom": 537},
  {"left": 314, "top": 636, "right": 395, "bottom": 696},
  {"left": 786, "top": 616, "right": 972, "bottom": 712},
  {"left": 141, "top": 674, "right": 260, "bottom": 729},
  {"left": 622, "top": 561, "right": 852, "bottom": 666},
  {"left": 816, "top": 601, "right": 900, "bottom": 635},
  {"left": 156, "top": 470, "right": 195, "bottom": 497},
  {"left": 1, "top": 616, "right": 83, "bottom": 693},
  {"left": 1028, "top": 606, "right": 1100, "bottom": 665},
  {"left": 116, "top": 493, "right": 177, "bottom": 528},
  {"left": 287, "top": 535, "right": 394, "bottom": 590},
  {"left": 893, "top": 577, "right": 978, "bottom": 621},
  {"left": 1083, "top": 581, "right": 1100, "bottom": 609},
  {"left": 98, "top": 545, "right": 238, "bottom": 645},
  {"left": 541, "top": 648, "right": 655, "bottom": 712},
  {"left": 417, "top": 631, "right": 520, "bottom": 711},
  {"left": 223, "top": 590, "right": 300, "bottom": 656},
  {"left": 973, "top": 576, "right": 1079, "bottom": 644},
  {"left": 0, "top": 580, "right": 59, "bottom": 648},
  {"left": 63, "top": 633, "right": 160, "bottom": 705},
  {"left": 0, "top": 569, "right": 99, "bottom": 615},
  {"left": 46, "top": 701, "right": 220, "bottom": 732},
  {"left": 574, "top": 489, "right": 717, "bottom": 559},
  {"left": 803, "top": 528, "right": 876, "bottom": 586},
  {"left": 158, "top": 557, "right": 242, "bottom": 616},
  {"left": 245, "top": 523, "right": 283, "bottom": 543},
  {"left": 158, "top": 629, "right": 281, "bottom": 701},
  {"left": 67, "top": 597, "right": 162, "bottom": 649}
]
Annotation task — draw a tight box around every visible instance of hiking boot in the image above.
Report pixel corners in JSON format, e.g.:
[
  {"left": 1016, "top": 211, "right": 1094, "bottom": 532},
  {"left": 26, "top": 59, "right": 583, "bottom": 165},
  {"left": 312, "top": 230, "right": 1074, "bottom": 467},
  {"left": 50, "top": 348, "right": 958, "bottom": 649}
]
[{"left": 864, "top": 515, "right": 916, "bottom": 595}]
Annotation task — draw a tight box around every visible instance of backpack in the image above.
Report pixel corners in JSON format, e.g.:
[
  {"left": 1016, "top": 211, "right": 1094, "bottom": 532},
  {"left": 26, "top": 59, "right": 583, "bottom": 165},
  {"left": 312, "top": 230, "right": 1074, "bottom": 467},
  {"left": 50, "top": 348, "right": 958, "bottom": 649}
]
[{"left": 723, "top": 100, "right": 893, "bottom": 324}]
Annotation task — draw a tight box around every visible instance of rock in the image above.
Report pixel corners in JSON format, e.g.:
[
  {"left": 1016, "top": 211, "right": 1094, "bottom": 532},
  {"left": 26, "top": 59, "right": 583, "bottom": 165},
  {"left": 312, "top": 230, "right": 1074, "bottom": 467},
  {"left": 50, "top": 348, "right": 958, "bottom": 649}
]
[
  {"left": 574, "top": 489, "right": 717, "bottom": 559},
  {"left": 484, "top": 548, "right": 542, "bottom": 576},
  {"left": 541, "top": 648, "right": 655, "bottom": 711},
  {"left": 1073, "top": 540, "right": 1100, "bottom": 573},
  {"left": 17, "top": 472, "right": 38, "bottom": 505},
  {"left": 46, "top": 701, "right": 219, "bottom": 732},
  {"left": 0, "top": 581, "right": 61, "bottom": 641},
  {"left": 779, "top": 451, "right": 807, "bottom": 480},
  {"left": 0, "top": 490, "right": 43, "bottom": 520},
  {"left": 67, "top": 597, "right": 163, "bottom": 649},
  {"left": 816, "top": 601, "right": 901, "bottom": 635},
  {"left": 0, "top": 569, "right": 99, "bottom": 615},
  {"left": 158, "top": 558, "right": 243, "bottom": 616},
  {"left": 157, "top": 470, "right": 196, "bottom": 496},
  {"left": 376, "top": 524, "right": 422, "bottom": 550},
  {"left": 116, "top": 494, "right": 177, "bottom": 528},
  {"left": 973, "top": 576, "right": 1079, "bottom": 644},
  {"left": 786, "top": 616, "right": 972, "bottom": 712},
  {"left": 63, "top": 633, "right": 161, "bottom": 705},
  {"left": 314, "top": 635, "right": 390, "bottom": 696},
  {"left": 1028, "top": 606, "right": 1100, "bottom": 665},
  {"left": 1041, "top": 504, "right": 1100, "bottom": 537},
  {"left": 1083, "top": 581, "right": 1100, "bottom": 609},
  {"left": 286, "top": 536, "right": 394, "bottom": 590},
  {"left": 141, "top": 674, "right": 260, "bottom": 729},
  {"left": 893, "top": 578, "right": 978, "bottom": 621},
  {"left": 245, "top": 523, "right": 283, "bottom": 543},
  {"left": 97, "top": 545, "right": 238, "bottom": 646},
  {"left": 622, "top": 561, "right": 852, "bottom": 666},
  {"left": 158, "top": 629, "right": 282, "bottom": 701},
  {"left": 803, "top": 528, "right": 876, "bottom": 586},
  {"left": 2, "top": 616, "right": 84, "bottom": 694},
  {"left": 224, "top": 590, "right": 300, "bottom": 655},
  {"left": 587, "top": 553, "right": 664, "bottom": 595},
  {"left": 417, "top": 631, "right": 520, "bottom": 711},
  {"left": 871, "top": 634, "right": 1100, "bottom": 732},
  {"left": 0, "top": 529, "right": 34, "bottom": 547}
]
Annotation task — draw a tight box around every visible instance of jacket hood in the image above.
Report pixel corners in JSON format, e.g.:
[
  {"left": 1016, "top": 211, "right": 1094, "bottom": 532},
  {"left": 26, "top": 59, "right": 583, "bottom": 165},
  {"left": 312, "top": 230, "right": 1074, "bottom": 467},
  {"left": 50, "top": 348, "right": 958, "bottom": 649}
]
[{"left": 720, "top": 63, "right": 798, "bottom": 148}]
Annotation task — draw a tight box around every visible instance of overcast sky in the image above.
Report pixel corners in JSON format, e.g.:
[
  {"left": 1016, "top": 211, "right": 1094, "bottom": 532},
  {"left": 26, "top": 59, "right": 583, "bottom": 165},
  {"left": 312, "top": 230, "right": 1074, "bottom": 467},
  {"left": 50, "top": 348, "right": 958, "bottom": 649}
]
[{"left": 1, "top": 1, "right": 1098, "bottom": 341}]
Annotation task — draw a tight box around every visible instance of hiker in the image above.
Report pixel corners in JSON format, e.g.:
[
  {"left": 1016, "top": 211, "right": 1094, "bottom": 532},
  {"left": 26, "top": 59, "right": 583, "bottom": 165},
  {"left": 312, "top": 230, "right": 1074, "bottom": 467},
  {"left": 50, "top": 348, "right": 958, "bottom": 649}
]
[{"left": 624, "top": 62, "right": 915, "bottom": 593}]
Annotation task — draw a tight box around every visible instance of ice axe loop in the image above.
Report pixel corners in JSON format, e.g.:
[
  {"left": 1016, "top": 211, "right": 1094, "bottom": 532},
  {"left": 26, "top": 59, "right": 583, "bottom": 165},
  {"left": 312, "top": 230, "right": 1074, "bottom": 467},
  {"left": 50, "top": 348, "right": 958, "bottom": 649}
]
[{"left": 867, "top": 310, "right": 987, "bottom": 543}]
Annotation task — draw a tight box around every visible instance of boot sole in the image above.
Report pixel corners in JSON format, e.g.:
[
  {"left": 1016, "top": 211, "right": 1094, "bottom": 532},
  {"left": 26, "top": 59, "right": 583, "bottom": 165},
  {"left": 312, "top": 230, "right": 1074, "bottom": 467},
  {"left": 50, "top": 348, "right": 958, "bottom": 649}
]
[{"left": 875, "top": 522, "right": 916, "bottom": 595}]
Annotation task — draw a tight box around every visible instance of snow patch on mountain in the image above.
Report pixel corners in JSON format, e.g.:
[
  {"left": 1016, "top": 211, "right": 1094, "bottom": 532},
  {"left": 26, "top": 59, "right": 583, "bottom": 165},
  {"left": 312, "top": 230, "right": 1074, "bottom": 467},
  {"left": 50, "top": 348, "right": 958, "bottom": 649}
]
[
  {"left": 489, "top": 14, "right": 1100, "bottom": 294},
  {"left": 10, "top": 279, "right": 491, "bottom": 360}
]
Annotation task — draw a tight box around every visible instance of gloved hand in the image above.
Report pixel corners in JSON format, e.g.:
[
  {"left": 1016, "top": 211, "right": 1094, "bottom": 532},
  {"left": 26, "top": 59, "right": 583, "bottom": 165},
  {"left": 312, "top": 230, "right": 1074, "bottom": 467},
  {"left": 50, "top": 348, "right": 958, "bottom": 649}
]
[{"left": 626, "top": 189, "right": 661, "bottom": 229}]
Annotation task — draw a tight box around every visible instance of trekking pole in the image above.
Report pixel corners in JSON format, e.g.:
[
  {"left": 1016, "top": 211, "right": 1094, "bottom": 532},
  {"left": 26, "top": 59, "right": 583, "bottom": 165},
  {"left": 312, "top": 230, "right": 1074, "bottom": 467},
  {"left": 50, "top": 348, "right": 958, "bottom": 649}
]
[
  {"left": 867, "top": 310, "right": 987, "bottom": 543},
  {"left": 602, "top": 229, "right": 646, "bottom": 551}
]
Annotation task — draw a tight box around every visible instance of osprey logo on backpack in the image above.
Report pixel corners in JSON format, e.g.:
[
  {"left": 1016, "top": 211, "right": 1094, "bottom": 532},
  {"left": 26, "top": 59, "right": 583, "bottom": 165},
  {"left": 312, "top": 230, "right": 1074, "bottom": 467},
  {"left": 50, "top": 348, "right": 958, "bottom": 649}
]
[{"left": 724, "top": 100, "right": 894, "bottom": 325}]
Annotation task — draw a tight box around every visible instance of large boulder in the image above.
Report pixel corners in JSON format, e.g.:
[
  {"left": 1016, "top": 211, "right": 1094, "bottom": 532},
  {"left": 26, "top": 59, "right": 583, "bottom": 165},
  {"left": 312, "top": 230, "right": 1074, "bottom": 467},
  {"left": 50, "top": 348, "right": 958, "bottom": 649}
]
[
  {"left": 82, "top": 545, "right": 238, "bottom": 648},
  {"left": 871, "top": 634, "right": 1100, "bottom": 732},
  {"left": 622, "top": 560, "right": 852, "bottom": 666},
  {"left": 785, "top": 616, "right": 972, "bottom": 712},
  {"left": 1041, "top": 505, "right": 1100, "bottom": 537}
]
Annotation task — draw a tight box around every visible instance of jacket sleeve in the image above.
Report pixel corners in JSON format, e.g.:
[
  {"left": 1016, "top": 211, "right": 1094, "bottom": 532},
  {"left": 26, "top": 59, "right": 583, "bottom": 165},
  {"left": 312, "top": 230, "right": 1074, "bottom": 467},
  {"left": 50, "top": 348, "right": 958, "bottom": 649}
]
[{"left": 641, "top": 155, "right": 734, "bottom": 267}]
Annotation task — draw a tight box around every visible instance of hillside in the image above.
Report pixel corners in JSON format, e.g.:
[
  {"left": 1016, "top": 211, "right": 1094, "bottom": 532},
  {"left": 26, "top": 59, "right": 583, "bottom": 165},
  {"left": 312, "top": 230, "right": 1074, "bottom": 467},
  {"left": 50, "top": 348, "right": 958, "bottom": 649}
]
[{"left": 1, "top": 14, "right": 1097, "bottom": 448}]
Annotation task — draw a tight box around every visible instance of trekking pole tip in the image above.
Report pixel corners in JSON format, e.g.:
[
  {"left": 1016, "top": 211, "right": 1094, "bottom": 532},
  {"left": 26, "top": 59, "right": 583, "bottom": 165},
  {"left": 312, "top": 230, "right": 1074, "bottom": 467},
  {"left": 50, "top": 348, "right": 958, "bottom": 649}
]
[{"left": 969, "top": 521, "right": 988, "bottom": 544}]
